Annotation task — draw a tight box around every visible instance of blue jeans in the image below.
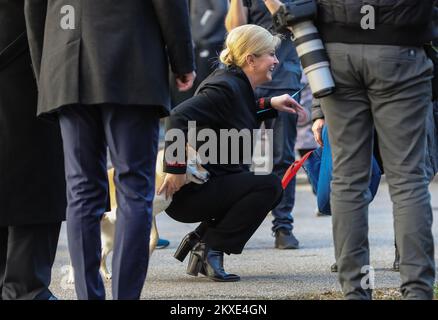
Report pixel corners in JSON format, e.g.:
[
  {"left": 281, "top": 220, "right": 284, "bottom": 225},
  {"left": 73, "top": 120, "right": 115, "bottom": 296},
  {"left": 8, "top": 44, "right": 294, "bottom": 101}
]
[{"left": 255, "top": 88, "right": 299, "bottom": 232}]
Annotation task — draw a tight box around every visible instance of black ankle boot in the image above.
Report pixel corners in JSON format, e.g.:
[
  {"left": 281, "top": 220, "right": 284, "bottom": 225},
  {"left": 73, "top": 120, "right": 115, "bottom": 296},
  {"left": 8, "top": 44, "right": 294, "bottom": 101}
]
[
  {"left": 200, "top": 249, "right": 240, "bottom": 282},
  {"left": 186, "top": 242, "right": 208, "bottom": 276},
  {"left": 174, "top": 231, "right": 201, "bottom": 262}
]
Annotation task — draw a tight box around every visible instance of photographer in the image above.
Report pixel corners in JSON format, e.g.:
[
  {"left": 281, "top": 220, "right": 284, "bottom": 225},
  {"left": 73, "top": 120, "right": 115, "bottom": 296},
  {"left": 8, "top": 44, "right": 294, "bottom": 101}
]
[{"left": 268, "top": 0, "right": 437, "bottom": 299}]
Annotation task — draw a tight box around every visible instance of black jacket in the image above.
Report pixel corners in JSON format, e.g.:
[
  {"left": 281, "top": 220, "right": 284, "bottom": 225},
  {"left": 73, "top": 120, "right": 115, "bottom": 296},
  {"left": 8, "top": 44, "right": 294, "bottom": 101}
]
[
  {"left": 316, "top": 0, "right": 437, "bottom": 46},
  {"left": 0, "top": 0, "right": 66, "bottom": 226},
  {"left": 164, "top": 66, "right": 277, "bottom": 177},
  {"left": 24, "top": 0, "right": 195, "bottom": 117}
]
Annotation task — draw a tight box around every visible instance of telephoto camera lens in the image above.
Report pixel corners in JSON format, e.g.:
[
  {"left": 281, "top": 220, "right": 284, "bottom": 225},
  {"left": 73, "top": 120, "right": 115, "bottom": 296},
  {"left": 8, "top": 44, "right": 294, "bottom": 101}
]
[
  {"left": 291, "top": 20, "right": 335, "bottom": 98},
  {"left": 273, "top": 0, "right": 336, "bottom": 98}
]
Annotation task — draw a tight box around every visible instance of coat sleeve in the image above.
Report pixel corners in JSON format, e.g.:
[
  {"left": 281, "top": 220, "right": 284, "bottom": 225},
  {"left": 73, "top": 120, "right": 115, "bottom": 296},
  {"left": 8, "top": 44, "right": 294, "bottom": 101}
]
[
  {"left": 255, "top": 97, "right": 278, "bottom": 121},
  {"left": 151, "top": 0, "right": 195, "bottom": 75},
  {"left": 163, "top": 82, "right": 235, "bottom": 174},
  {"left": 24, "top": 0, "right": 47, "bottom": 83},
  {"left": 312, "top": 98, "right": 325, "bottom": 121}
]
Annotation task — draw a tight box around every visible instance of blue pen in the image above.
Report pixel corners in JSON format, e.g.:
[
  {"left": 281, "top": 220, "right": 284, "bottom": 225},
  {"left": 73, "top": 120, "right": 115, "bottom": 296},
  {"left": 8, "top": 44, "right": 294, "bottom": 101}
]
[{"left": 257, "top": 83, "right": 308, "bottom": 114}]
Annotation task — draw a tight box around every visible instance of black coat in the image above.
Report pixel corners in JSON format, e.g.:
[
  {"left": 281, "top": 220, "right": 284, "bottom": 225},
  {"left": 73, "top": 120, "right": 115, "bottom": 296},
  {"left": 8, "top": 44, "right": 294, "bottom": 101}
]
[
  {"left": 164, "top": 66, "right": 277, "bottom": 177},
  {"left": 24, "top": 0, "right": 195, "bottom": 117},
  {"left": 0, "top": 0, "right": 66, "bottom": 226}
]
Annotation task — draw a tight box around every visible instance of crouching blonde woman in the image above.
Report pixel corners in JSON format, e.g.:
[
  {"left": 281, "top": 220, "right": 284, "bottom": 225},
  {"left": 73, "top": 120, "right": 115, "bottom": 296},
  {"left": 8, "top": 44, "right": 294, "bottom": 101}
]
[{"left": 158, "top": 25, "right": 303, "bottom": 282}]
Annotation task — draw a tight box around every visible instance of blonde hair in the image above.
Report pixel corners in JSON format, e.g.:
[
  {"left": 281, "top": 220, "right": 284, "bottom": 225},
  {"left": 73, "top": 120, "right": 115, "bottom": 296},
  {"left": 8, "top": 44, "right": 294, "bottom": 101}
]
[{"left": 220, "top": 24, "right": 281, "bottom": 68}]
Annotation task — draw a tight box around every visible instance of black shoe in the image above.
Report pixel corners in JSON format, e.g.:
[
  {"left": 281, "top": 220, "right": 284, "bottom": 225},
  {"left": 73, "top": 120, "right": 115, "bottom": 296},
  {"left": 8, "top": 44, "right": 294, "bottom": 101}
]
[
  {"left": 330, "top": 262, "right": 338, "bottom": 273},
  {"left": 186, "top": 242, "right": 208, "bottom": 276},
  {"left": 200, "top": 249, "right": 240, "bottom": 282},
  {"left": 174, "top": 231, "right": 201, "bottom": 262},
  {"left": 274, "top": 228, "right": 299, "bottom": 249}
]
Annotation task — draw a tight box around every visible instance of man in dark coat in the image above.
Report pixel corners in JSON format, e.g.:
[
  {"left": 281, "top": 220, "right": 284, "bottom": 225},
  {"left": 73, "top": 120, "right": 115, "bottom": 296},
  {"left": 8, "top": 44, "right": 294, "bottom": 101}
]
[
  {"left": 25, "top": 0, "right": 196, "bottom": 300},
  {"left": 0, "top": 0, "right": 66, "bottom": 300}
]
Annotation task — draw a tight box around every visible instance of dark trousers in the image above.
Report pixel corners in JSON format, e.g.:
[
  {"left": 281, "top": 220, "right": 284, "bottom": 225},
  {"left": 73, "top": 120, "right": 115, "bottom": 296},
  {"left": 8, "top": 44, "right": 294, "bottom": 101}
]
[
  {"left": 0, "top": 223, "right": 61, "bottom": 300},
  {"left": 58, "top": 104, "right": 159, "bottom": 300},
  {"left": 256, "top": 88, "right": 299, "bottom": 233},
  {"left": 166, "top": 172, "right": 283, "bottom": 254}
]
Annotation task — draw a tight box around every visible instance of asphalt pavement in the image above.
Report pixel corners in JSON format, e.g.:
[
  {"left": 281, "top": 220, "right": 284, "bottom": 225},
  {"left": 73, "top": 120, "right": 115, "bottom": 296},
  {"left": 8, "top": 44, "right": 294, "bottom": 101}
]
[{"left": 49, "top": 178, "right": 438, "bottom": 300}]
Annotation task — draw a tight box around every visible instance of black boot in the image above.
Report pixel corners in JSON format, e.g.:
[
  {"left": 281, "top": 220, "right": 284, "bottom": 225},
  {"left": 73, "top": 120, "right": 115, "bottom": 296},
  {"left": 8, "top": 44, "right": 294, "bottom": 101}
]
[
  {"left": 174, "top": 231, "right": 202, "bottom": 262},
  {"left": 186, "top": 242, "right": 208, "bottom": 276},
  {"left": 200, "top": 249, "right": 240, "bottom": 282}
]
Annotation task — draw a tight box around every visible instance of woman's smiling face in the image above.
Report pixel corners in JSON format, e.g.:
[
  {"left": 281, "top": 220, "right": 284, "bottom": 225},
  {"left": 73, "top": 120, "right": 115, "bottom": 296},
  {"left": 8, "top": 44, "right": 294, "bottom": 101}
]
[{"left": 249, "top": 50, "right": 279, "bottom": 85}]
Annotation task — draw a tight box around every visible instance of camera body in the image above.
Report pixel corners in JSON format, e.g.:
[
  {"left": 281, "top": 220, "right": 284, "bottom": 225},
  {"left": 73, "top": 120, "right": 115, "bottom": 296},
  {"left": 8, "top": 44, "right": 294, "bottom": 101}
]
[
  {"left": 273, "top": 0, "right": 317, "bottom": 27},
  {"left": 273, "top": 0, "right": 335, "bottom": 99}
]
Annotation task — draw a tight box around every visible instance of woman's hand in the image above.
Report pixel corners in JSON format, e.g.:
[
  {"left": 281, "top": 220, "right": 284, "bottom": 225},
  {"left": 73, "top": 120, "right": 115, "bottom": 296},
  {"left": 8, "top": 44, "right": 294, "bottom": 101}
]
[
  {"left": 157, "top": 173, "right": 187, "bottom": 200},
  {"left": 312, "top": 118, "right": 325, "bottom": 147},
  {"left": 271, "top": 94, "right": 306, "bottom": 120}
]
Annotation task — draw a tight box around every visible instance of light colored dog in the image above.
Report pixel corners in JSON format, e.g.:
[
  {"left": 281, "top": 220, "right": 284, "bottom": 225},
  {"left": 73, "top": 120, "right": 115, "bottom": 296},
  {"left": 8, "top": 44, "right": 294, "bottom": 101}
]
[{"left": 68, "top": 147, "right": 209, "bottom": 282}]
